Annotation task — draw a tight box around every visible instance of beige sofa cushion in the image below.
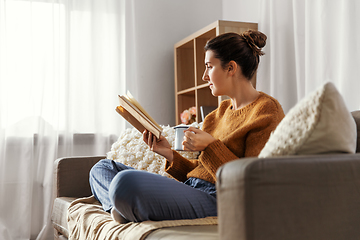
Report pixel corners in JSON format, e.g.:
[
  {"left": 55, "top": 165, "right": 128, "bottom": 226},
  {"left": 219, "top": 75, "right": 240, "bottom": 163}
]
[{"left": 259, "top": 82, "right": 357, "bottom": 158}]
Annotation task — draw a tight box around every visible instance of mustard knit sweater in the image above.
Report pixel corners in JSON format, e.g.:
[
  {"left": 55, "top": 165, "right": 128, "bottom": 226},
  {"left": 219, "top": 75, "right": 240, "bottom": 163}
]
[{"left": 165, "top": 92, "right": 285, "bottom": 184}]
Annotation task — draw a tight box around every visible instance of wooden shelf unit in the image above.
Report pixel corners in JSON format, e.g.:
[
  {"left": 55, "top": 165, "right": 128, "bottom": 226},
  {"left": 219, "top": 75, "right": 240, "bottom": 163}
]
[{"left": 174, "top": 20, "right": 258, "bottom": 125}]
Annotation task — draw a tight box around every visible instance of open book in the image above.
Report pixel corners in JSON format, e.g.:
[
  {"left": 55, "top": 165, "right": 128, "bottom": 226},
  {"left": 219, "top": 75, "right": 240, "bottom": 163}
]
[{"left": 116, "top": 91, "right": 163, "bottom": 139}]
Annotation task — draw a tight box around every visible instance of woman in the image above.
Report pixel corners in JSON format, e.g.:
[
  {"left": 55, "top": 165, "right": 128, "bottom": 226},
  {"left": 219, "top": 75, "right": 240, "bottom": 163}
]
[{"left": 89, "top": 30, "right": 285, "bottom": 224}]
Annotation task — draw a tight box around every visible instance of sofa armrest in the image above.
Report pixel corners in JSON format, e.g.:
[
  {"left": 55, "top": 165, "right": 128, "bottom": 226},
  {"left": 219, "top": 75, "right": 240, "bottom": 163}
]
[
  {"left": 53, "top": 156, "right": 106, "bottom": 198},
  {"left": 216, "top": 153, "right": 360, "bottom": 240}
]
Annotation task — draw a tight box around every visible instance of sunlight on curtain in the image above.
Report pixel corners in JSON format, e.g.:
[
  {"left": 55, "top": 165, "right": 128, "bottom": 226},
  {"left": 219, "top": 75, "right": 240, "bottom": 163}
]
[
  {"left": 0, "top": 0, "right": 125, "bottom": 239},
  {"left": 0, "top": 1, "right": 65, "bottom": 129},
  {"left": 258, "top": 0, "right": 360, "bottom": 113}
]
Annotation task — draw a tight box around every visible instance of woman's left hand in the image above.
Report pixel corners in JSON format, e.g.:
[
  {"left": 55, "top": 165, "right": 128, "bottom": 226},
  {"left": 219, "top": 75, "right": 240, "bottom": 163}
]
[
  {"left": 182, "top": 127, "right": 216, "bottom": 151},
  {"left": 143, "top": 130, "right": 173, "bottom": 162}
]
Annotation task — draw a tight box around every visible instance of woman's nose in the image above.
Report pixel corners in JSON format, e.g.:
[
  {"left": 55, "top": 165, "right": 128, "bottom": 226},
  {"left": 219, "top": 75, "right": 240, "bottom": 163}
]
[{"left": 202, "top": 70, "right": 209, "bottom": 82}]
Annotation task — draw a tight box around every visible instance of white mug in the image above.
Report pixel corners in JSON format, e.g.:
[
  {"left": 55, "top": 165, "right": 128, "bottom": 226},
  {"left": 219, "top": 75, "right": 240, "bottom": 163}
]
[{"left": 173, "top": 126, "right": 189, "bottom": 151}]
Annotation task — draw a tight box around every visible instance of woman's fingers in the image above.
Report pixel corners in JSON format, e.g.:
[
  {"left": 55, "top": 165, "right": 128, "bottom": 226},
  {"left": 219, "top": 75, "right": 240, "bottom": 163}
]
[
  {"left": 143, "top": 130, "right": 148, "bottom": 144},
  {"left": 148, "top": 131, "right": 153, "bottom": 147},
  {"left": 143, "top": 129, "right": 154, "bottom": 148},
  {"left": 182, "top": 139, "right": 195, "bottom": 151}
]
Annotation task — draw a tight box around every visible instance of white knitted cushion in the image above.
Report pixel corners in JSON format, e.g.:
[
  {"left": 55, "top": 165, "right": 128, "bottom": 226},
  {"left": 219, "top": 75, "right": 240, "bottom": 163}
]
[
  {"left": 106, "top": 122, "right": 201, "bottom": 177},
  {"left": 258, "top": 82, "right": 357, "bottom": 158}
]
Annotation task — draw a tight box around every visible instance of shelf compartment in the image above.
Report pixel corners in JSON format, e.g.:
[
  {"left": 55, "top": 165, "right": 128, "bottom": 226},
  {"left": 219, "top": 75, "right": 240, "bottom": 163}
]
[
  {"left": 197, "top": 87, "right": 218, "bottom": 122},
  {"left": 177, "top": 90, "right": 196, "bottom": 124},
  {"left": 175, "top": 40, "right": 195, "bottom": 92}
]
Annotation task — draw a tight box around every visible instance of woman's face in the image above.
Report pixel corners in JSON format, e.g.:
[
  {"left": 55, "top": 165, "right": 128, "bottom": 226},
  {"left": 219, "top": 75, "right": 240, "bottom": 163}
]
[{"left": 202, "top": 50, "right": 229, "bottom": 97}]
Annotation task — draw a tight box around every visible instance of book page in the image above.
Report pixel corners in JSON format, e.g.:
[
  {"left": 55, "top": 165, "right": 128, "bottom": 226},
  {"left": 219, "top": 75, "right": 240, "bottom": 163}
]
[
  {"left": 119, "top": 96, "right": 161, "bottom": 132},
  {"left": 117, "top": 97, "right": 162, "bottom": 138},
  {"left": 124, "top": 91, "right": 162, "bottom": 130}
]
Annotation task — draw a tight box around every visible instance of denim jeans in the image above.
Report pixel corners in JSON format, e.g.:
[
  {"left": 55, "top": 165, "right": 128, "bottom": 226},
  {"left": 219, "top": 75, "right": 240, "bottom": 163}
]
[{"left": 89, "top": 159, "right": 217, "bottom": 222}]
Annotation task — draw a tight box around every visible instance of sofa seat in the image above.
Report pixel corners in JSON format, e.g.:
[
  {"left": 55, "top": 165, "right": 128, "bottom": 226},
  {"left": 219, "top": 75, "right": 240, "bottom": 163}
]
[
  {"left": 51, "top": 194, "right": 218, "bottom": 240},
  {"left": 52, "top": 197, "right": 77, "bottom": 239}
]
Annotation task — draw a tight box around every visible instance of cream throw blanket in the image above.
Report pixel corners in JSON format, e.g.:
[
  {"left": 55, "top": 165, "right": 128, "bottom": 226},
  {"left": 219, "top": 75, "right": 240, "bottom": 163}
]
[{"left": 67, "top": 196, "right": 217, "bottom": 240}]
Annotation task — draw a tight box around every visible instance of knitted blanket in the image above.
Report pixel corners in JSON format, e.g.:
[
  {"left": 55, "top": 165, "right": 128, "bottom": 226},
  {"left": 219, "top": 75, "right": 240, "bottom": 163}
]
[{"left": 106, "top": 122, "right": 202, "bottom": 177}]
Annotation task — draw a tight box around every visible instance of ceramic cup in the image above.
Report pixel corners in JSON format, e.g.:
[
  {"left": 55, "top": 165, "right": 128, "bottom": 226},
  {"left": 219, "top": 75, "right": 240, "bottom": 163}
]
[{"left": 173, "top": 125, "right": 189, "bottom": 151}]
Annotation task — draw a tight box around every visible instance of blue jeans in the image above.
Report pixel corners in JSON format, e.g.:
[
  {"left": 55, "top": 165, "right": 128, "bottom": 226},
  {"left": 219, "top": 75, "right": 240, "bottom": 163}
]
[{"left": 89, "top": 159, "right": 217, "bottom": 222}]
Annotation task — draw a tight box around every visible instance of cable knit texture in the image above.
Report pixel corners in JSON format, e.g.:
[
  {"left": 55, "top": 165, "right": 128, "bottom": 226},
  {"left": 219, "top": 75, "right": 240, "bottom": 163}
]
[
  {"left": 166, "top": 92, "right": 285, "bottom": 183},
  {"left": 107, "top": 122, "right": 202, "bottom": 178},
  {"left": 258, "top": 82, "right": 357, "bottom": 158}
]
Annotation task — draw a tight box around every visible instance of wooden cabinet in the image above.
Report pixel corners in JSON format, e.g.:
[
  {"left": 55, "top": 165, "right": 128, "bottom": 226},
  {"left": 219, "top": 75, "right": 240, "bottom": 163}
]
[{"left": 174, "top": 20, "right": 258, "bottom": 125}]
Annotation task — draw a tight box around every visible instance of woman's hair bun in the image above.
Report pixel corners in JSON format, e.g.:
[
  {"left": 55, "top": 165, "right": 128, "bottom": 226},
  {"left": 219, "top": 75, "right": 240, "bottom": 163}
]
[
  {"left": 204, "top": 30, "right": 267, "bottom": 80},
  {"left": 241, "top": 30, "right": 267, "bottom": 56}
]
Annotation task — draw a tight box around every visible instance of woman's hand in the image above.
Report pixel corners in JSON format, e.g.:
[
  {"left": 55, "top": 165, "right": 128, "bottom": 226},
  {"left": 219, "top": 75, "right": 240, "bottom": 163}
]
[
  {"left": 182, "top": 127, "right": 216, "bottom": 151},
  {"left": 143, "top": 130, "right": 174, "bottom": 163}
]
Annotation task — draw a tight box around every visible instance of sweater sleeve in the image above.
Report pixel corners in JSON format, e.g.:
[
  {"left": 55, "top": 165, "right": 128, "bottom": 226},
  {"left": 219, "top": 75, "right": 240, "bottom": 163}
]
[
  {"left": 198, "top": 139, "right": 239, "bottom": 180},
  {"left": 165, "top": 150, "right": 198, "bottom": 182}
]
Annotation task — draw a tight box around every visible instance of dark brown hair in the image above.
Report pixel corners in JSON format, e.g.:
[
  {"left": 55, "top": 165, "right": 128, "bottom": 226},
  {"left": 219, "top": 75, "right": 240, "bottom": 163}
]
[{"left": 204, "top": 30, "right": 267, "bottom": 80}]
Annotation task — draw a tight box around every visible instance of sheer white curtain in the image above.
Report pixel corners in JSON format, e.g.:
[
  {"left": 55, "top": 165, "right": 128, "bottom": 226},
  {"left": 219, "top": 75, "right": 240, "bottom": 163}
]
[
  {"left": 257, "top": 0, "right": 360, "bottom": 113},
  {"left": 0, "top": 0, "right": 125, "bottom": 239}
]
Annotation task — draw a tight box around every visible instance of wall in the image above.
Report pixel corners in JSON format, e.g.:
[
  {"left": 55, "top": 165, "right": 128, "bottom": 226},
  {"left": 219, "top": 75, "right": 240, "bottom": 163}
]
[
  {"left": 124, "top": 0, "right": 222, "bottom": 127},
  {"left": 122, "top": 0, "right": 261, "bottom": 127},
  {"left": 222, "top": 0, "right": 260, "bottom": 23}
]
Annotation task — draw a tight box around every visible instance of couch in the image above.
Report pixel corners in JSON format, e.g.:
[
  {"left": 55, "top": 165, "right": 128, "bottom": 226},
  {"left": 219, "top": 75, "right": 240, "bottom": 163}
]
[
  {"left": 52, "top": 82, "right": 360, "bottom": 239},
  {"left": 51, "top": 110, "right": 360, "bottom": 240}
]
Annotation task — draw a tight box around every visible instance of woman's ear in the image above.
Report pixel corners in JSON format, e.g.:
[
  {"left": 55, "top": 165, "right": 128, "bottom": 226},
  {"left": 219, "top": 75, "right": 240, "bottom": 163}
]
[{"left": 227, "top": 61, "right": 237, "bottom": 76}]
